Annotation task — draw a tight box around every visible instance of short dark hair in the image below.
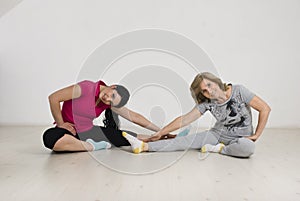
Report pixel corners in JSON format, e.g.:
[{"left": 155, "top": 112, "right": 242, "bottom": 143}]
[{"left": 114, "top": 85, "right": 130, "bottom": 108}]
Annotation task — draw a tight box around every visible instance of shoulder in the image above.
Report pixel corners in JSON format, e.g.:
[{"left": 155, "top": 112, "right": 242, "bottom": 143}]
[
  {"left": 78, "top": 80, "right": 95, "bottom": 85},
  {"left": 98, "top": 80, "right": 107, "bottom": 86},
  {"left": 77, "top": 80, "right": 98, "bottom": 88},
  {"left": 231, "top": 84, "right": 248, "bottom": 93},
  {"left": 233, "top": 84, "right": 252, "bottom": 92},
  {"left": 231, "top": 84, "right": 243, "bottom": 90},
  {"left": 196, "top": 101, "right": 214, "bottom": 114},
  {"left": 77, "top": 80, "right": 97, "bottom": 95},
  {"left": 232, "top": 84, "right": 255, "bottom": 103}
]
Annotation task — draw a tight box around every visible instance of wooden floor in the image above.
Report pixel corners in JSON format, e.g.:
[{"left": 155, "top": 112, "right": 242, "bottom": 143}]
[{"left": 0, "top": 126, "right": 300, "bottom": 201}]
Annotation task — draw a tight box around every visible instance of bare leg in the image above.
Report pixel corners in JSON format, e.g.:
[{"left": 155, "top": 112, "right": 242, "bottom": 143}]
[{"left": 53, "top": 134, "right": 93, "bottom": 152}]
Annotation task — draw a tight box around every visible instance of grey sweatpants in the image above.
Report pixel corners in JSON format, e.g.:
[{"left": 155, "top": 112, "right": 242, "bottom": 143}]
[{"left": 148, "top": 130, "right": 255, "bottom": 158}]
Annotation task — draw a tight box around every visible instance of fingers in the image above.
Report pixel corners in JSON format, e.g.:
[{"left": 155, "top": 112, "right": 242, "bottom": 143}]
[
  {"left": 69, "top": 127, "right": 76, "bottom": 135},
  {"left": 141, "top": 135, "right": 159, "bottom": 142},
  {"left": 66, "top": 125, "right": 76, "bottom": 135},
  {"left": 149, "top": 135, "right": 161, "bottom": 142},
  {"left": 166, "top": 134, "right": 176, "bottom": 139},
  {"left": 59, "top": 122, "right": 76, "bottom": 135},
  {"left": 141, "top": 138, "right": 150, "bottom": 142},
  {"left": 144, "top": 134, "right": 177, "bottom": 142},
  {"left": 246, "top": 136, "right": 256, "bottom": 142}
]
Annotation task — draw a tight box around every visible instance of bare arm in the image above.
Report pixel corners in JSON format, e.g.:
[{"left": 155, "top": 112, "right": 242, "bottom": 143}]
[
  {"left": 247, "top": 95, "right": 271, "bottom": 141},
  {"left": 111, "top": 107, "right": 161, "bottom": 132},
  {"left": 48, "top": 84, "right": 81, "bottom": 134},
  {"left": 148, "top": 107, "right": 202, "bottom": 141}
]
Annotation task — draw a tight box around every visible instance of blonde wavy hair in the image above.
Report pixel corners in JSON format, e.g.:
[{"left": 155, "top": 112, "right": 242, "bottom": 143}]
[{"left": 190, "top": 72, "right": 229, "bottom": 104}]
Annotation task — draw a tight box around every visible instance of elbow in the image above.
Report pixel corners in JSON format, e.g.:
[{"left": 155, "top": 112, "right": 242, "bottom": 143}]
[
  {"left": 48, "top": 93, "right": 58, "bottom": 104},
  {"left": 48, "top": 94, "right": 54, "bottom": 103},
  {"left": 262, "top": 104, "right": 271, "bottom": 116},
  {"left": 266, "top": 104, "right": 271, "bottom": 114}
]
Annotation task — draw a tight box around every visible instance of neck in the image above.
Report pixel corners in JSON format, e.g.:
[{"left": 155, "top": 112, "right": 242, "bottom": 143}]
[
  {"left": 216, "top": 86, "right": 231, "bottom": 104},
  {"left": 216, "top": 93, "right": 227, "bottom": 104}
]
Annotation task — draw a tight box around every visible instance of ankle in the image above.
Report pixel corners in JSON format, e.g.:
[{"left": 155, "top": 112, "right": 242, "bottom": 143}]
[
  {"left": 84, "top": 141, "right": 94, "bottom": 151},
  {"left": 143, "top": 143, "right": 149, "bottom": 152}
]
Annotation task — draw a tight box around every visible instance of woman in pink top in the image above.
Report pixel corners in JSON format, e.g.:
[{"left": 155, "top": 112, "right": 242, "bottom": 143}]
[{"left": 42, "top": 80, "right": 168, "bottom": 152}]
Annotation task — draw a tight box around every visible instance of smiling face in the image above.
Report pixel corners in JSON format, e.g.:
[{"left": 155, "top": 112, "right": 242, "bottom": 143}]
[
  {"left": 190, "top": 72, "right": 229, "bottom": 104},
  {"left": 199, "top": 78, "right": 222, "bottom": 100},
  {"left": 99, "top": 86, "right": 122, "bottom": 107}
]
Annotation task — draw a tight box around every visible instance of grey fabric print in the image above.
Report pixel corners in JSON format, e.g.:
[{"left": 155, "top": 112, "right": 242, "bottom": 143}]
[{"left": 196, "top": 85, "right": 255, "bottom": 140}]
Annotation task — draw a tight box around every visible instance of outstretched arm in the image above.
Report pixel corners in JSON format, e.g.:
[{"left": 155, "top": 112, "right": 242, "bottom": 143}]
[
  {"left": 247, "top": 95, "right": 271, "bottom": 141},
  {"left": 48, "top": 84, "right": 81, "bottom": 134},
  {"left": 111, "top": 107, "right": 161, "bottom": 132},
  {"left": 147, "top": 107, "right": 202, "bottom": 142}
]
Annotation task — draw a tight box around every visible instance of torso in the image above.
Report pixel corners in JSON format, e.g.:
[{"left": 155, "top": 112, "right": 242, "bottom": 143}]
[
  {"left": 61, "top": 80, "right": 110, "bottom": 133},
  {"left": 197, "top": 85, "right": 255, "bottom": 138}
]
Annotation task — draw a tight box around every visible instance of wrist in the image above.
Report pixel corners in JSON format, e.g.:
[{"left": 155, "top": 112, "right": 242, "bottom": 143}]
[
  {"left": 152, "top": 130, "right": 163, "bottom": 137},
  {"left": 56, "top": 121, "right": 65, "bottom": 127}
]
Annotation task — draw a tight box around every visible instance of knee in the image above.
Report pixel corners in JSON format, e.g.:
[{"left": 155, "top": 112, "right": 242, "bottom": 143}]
[
  {"left": 43, "top": 127, "right": 75, "bottom": 150},
  {"left": 42, "top": 128, "right": 56, "bottom": 149},
  {"left": 239, "top": 138, "right": 255, "bottom": 157},
  {"left": 52, "top": 135, "right": 74, "bottom": 151}
]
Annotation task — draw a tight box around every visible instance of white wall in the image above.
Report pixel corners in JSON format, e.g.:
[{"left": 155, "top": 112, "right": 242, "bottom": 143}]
[{"left": 1, "top": 0, "right": 299, "bottom": 128}]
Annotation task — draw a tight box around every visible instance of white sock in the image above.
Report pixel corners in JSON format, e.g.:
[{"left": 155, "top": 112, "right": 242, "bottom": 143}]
[
  {"left": 122, "top": 132, "right": 144, "bottom": 154},
  {"left": 201, "top": 143, "right": 225, "bottom": 153}
]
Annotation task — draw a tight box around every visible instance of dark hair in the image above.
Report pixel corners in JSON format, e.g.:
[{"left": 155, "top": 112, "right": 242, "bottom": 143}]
[
  {"left": 103, "top": 108, "right": 120, "bottom": 129},
  {"left": 114, "top": 85, "right": 130, "bottom": 108},
  {"left": 103, "top": 85, "right": 130, "bottom": 129}
]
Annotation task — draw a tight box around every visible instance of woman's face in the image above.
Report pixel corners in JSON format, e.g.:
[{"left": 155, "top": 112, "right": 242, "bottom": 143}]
[
  {"left": 99, "top": 86, "right": 122, "bottom": 107},
  {"left": 199, "top": 78, "right": 221, "bottom": 99}
]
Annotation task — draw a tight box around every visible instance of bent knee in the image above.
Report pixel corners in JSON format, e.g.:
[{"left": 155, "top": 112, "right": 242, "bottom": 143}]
[
  {"left": 42, "top": 128, "right": 60, "bottom": 150},
  {"left": 239, "top": 138, "right": 255, "bottom": 157},
  {"left": 43, "top": 127, "right": 74, "bottom": 150},
  {"left": 52, "top": 134, "right": 76, "bottom": 151}
]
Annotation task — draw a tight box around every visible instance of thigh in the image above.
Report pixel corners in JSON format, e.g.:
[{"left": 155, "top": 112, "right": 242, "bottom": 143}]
[
  {"left": 78, "top": 126, "right": 108, "bottom": 142},
  {"left": 189, "top": 130, "right": 220, "bottom": 148},
  {"left": 42, "top": 127, "right": 77, "bottom": 149},
  {"left": 78, "top": 126, "right": 136, "bottom": 147}
]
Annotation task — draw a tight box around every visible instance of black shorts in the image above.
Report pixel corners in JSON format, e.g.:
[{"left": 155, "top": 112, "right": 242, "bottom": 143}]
[{"left": 42, "top": 126, "right": 137, "bottom": 150}]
